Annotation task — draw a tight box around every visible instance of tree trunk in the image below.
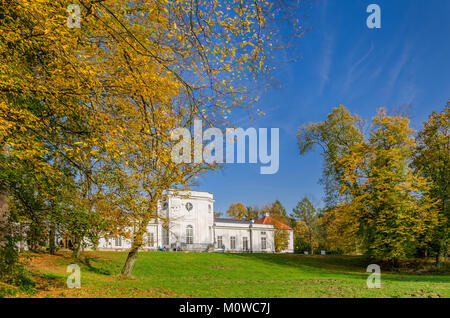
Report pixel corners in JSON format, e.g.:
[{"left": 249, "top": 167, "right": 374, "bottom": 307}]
[
  {"left": 121, "top": 196, "right": 159, "bottom": 277},
  {"left": 436, "top": 252, "right": 441, "bottom": 270},
  {"left": 122, "top": 247, "right": 139, "bottom": 276},
  {"left": 49, "top": 222, "right": 56, "bottom": 255},
  {"left": 18, "top": 223, "right": 24, "bottom": 252},
  {"left": 73, "top": 238, "right": 81, "bottom": 259},
  {"left": 121, "top": 222, "right": 148, "bottom": 276},
  {"left": 308, "top": 228, "right": 313, "bottom": 255},
  {"left": 393, "top": 257, "right": 399, "bottom": 268},
  {"left": 0, "top": 186, "right": 9, "bottom": 249}
]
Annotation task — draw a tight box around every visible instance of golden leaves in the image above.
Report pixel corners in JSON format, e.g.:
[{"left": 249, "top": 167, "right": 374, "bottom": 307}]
[{"left": 1, "top": 1, "right": 299, "bottom": 259}]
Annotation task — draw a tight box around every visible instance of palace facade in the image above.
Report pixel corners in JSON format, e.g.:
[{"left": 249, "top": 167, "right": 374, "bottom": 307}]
[{"left": 97, "top": 190, "right": 294, "bottom": 253}]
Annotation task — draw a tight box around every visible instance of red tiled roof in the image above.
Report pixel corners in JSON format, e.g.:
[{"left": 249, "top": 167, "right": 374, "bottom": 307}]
[{"left": 255, "top": 216, "right": 292, "bottom": 230}]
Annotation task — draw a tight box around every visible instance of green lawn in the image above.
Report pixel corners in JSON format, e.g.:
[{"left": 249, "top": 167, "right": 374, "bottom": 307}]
[{"left": 19, "top": 251, "right": 450, "bottom": 298}]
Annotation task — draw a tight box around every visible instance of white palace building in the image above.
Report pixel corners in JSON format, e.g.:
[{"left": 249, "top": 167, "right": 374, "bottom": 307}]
[{"left": 96, "top": 190, "right": 294, "bottom": 253}]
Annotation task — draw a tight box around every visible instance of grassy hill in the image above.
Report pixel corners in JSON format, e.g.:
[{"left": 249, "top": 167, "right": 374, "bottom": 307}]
[{"left": 11, "top": 251, "right": 450, "bottom": 298}]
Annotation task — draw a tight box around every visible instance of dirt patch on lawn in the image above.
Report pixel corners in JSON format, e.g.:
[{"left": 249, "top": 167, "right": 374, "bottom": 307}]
[
  {"left": 20, "top": 252, "right": 72, "bottom": 274},
  {"left": 404, "top": 289, "right": 443, "bottom": 298}
]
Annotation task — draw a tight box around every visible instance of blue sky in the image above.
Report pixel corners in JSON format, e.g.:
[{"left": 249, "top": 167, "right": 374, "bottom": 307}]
[{"left": 193, "top": 0, "right": 450, "bottom": 215}]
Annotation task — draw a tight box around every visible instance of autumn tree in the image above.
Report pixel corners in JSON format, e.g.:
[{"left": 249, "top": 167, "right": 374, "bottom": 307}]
[
  {"left": 413, "top": 101, "right": 449, "bottom": 268},
  {"left": 298, "top": 106, "right": 441, "bottom": 262},
  {"left": 295, "top": 222, "right": 317, "bottom": 253},
  {"left": 292, "top": 197, "right": 318, "bottom": 254},
  {"left": 227, "top": 203, "right": 248, "bottom": 220},
  {"left": 96, "top": 0, "right": 306, "bottom": 276},
  {"left": 54, "top": 172, "right": 107, "bottom": 258},
  {"left": 338, "top": 109, "right": 440, "bottom": 262},
  {"left": 319, "top": 206, "right": 360, "bottom": 254},
  {"left": 262, "top": 200, "right": 288, "bottom": 222},
  {"left": 273, "top": 227, "right": 289, "bottom": 253},
  {"left": 246, "top": 206, "right": 261, "bottom": 221},
  {"left": 1, "top": 0, "right": 181, "bottom": 274},
  {"left": 1, "top": 0, "right": 307, "bottom": 278},
  {"left": 261, "top": 200, "right": 290, "bottom": 252},
  {"left": 297, "top": 105, "right": 365, "bottom": 208},
  {"left": 296, "top": 107, "right": 368, "bottom": 254}
]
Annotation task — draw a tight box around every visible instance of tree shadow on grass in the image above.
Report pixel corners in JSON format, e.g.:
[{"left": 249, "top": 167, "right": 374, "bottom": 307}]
[
  {"left": 80, "top": 255, "right": 117, "bottom": 276},
  {"left": 225, "top": 252, "right": 368, "bottom": 272},
  {"left": 220, "top": 253, "right": 450, "bottom": 284}
]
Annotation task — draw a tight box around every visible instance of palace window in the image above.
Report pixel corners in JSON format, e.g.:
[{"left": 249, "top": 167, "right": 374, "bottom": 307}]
[
  {"left": 261, "top": 237, "right": 267, "bottom": 250},
  {"left": 217, "top": 236, "right": 223, "bottom": 248},
  {"left": 243, "top": 237, "right": 248, "bottom": 251},
  {"left": 185, "top": 202, "right": 193, "bottom": 211},
  {"left": 230, "top": 236, "right": 236, "bottom": 250},
  {"left": 148, "top": 233, "right": 154, "bottom": 247},
  {"left": 186, "top": 225, "right": 193, "bottom": 244},
  {"left": 115, "top": 236, "right": 122, "bottom": 247}
]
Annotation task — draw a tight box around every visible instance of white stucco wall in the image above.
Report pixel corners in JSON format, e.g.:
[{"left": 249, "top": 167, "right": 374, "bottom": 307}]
[
  {"left": 214, "top": 221, "right": 275, "bottom": 253},
  {"left": 165, "top": 190, "right": 214, "bottom": 247}
]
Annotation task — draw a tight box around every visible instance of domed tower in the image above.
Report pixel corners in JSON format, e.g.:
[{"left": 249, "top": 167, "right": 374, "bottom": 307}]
[{"left": 157, "top": 190, "right": 214, "bottom": 250}]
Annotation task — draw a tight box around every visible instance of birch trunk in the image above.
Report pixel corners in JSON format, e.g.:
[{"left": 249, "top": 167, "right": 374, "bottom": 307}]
[{"left": 0, "top": 185, "right": 9, "bottom": 249}]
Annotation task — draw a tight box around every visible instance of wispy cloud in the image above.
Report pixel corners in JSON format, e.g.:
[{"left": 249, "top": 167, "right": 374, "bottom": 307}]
[
  {"left": 319, "top": 32, "right": 335, "bottom": 94},
  {"left": 341, "top": 42, "right": 375, "bottom": 94},
  {"left": 349, "top": 43, "right": 374, "bottom": 74},
  {"left": 372, "top": 42, "right": 415, "bottom": 104},
  {"left": 387, "top": 44, "right": 412, "bottom": 88},
  {"left": 317, "top": 0, "right": 334, "bottom": 95}
]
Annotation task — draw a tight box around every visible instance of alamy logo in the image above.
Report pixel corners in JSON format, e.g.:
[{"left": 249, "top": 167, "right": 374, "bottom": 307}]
[
  {"left": 366, "top": 264, "right": 381, "bottom": 288},
  {"left": 66, "top": 264, "right": 81, "bottom": 288},
  {"left": 67, "top": 4, "right": 81, "bottom": 29},
  {"left": 366, "top": 4, "right": 381, "bottom": 29},
  {"left": 171, "top": 120, "right": 279, "bottom": 174}
]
